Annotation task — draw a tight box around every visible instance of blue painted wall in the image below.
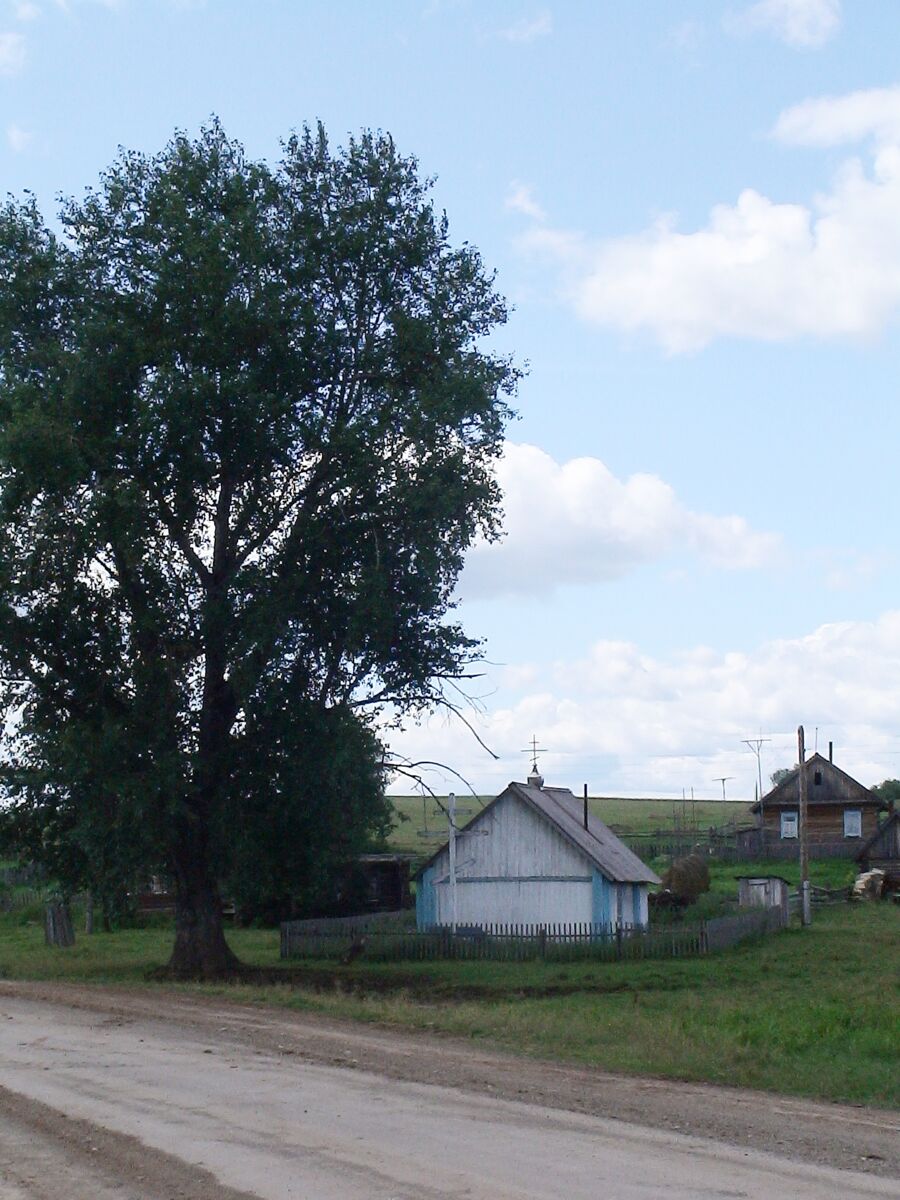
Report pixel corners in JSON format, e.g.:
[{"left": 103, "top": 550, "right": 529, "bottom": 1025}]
[
  {"left": 416, "top": 866, "right": 437, "bottom": 930},
  {"left": 592, "top": 869, "right": 612, "bottom": 927}
]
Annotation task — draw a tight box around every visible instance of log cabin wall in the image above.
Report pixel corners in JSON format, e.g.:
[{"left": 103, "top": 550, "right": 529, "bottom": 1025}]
[
  {"left": 755, "top": 753, "right": 884, "bottom": 858},
  {"left": 760, "top": 804, "right": 880, "bottom": 843}
]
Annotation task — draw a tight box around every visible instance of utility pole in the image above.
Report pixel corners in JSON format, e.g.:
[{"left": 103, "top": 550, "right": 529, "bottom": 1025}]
[
  {"left": 448, "top": 791, "right": 457, "bottom": 934},
  {"left": 798, "top": 727, "right": 811, "bottom": 926},
  {"left": 743, "top": 737, "right": 771, "bottom": 854},
  {"left": 713, "top": 777, "right": 734, "bottom": 802}
]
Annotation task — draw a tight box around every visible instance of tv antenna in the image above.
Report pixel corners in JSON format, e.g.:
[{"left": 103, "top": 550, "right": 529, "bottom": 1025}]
[
  {"left": 713, "top": 776, "right": 735, "bottom": 801},
  {"left": 742, "top": 736, "right": 770, "bottom": 828}
]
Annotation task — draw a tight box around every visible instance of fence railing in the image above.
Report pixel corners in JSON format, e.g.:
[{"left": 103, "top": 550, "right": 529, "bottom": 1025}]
[
  {"left": 0, "top": 886, "right": 44, "bottom": 913},
  {"left": 280, "top": 906, "right": 786, "bottom": 964},
  {"left": 704, "top": 906, "right": 785, "bottom": 950},
  {"left": 280, "top": 910, "right": 413, "bottom": 935},
  {"left": 0, "top": 865, "right": 40, "bottom": 888}
]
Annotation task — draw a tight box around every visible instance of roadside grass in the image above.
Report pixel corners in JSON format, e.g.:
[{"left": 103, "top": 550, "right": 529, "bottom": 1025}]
[
  {"left": 0, "top": 896, "right": 896, "bottom": 1107},
  {"left": 204, "top": 904, "right": 900, "bottom": 1106}
]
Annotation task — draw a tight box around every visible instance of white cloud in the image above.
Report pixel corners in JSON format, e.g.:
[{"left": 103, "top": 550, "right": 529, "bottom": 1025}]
[
  {"left": 505, "top": 181, "right": 545, "bottom": 221},
  {"left": 774, "top": 85, "right": 900, "bottom": 148},
  {"left": 14, "top": 2, "right": 41, "bottom": 20},
  {"left": 0, "top": 30, "right": 25, "bottom": 74},
  {"left": 498, "top": 9, "right": 552, "bottom": 43},
  {"left": 517, "top": 90, "right": 900, "bottom": 352},
  {"left": 6, "top": 123, "right": 32, "bottom": 151},
  {"left": 461, "top": 443, "right": 780, "bottom": 598},
  {"left": 389, "top": 611, "right": 900, "bottom": 798},
  {"left": 728, "top": 0, "right": 841, "bottom": 48}
]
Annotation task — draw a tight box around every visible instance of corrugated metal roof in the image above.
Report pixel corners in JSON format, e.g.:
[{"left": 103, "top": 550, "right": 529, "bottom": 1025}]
[{"left": 416, "top": 782, "right": 659, "bottom": 885}]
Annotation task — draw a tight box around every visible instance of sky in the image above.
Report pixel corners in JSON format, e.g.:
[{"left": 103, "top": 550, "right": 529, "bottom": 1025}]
[{"left": 5, "top": 0, "right": 900, "bottom": 801}]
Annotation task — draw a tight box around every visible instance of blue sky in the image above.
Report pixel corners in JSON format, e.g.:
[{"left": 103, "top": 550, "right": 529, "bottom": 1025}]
[{"left": 6, "top": 0, "right": 900, "bottom": 799}]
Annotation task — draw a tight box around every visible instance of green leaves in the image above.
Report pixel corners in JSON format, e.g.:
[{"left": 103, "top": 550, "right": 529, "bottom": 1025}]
[{"left": 0, "top": 120, "right": 515, "bottom": 940}]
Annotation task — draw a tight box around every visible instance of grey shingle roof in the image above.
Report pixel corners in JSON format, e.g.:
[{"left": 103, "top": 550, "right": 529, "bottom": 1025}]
[
  {"left": 416, "top": 781, "right": 659, "bottom": 885},
  {"left": 512, "top": 783, "right": 660, "bottom": 884}
]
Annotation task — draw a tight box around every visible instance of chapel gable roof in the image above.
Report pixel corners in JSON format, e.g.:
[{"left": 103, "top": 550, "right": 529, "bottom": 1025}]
[{"left": 417, "top": 781, "right": 659, "bottom": 885}]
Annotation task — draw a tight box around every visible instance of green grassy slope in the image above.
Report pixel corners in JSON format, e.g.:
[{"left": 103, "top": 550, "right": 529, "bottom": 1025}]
[{"left": 387, "top": 794, "right": 754, "bottom": 854}]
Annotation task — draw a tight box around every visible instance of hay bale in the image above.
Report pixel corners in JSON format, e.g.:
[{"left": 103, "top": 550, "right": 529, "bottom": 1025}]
[{"left": 660, "top": 854, "right": 710, "bottom": 903}]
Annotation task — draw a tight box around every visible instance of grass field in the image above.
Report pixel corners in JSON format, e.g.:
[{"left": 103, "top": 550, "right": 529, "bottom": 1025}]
[
  {"left": 388, "top": 794, "right": 753, "bottom": 853},
  {"left": 0, "top": 880, "right": 896, "bottom": 1107}
]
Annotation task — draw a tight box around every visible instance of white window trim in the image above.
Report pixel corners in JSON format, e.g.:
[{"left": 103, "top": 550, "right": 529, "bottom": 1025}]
[
  {"left": 780, "top": 810, "right": 799, "bottom": 839},
  {"left": 843, "top": 809, "right": 862, "bottom": 838}
]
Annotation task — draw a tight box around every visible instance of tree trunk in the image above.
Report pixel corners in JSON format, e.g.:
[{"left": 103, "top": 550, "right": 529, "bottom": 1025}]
[
  {"left": 167, "top": 858, "right": 240, "bottom": 979},
  {"left": 45, "top": 902, "right": 75, "bottom": 947}
]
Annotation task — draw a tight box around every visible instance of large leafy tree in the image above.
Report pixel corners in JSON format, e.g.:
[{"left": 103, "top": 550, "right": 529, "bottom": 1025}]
[
  {"left": 0, "top": 122, "right": 516, "bottom": 977},
  {"left": 870, "top": 779, "right": 900, "bottom": 808}
]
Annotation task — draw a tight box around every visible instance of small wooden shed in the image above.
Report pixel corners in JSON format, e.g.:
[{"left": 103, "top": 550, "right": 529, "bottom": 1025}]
[
  {"left": 856, "top": 810, "right": 900, "bottom": 888},
  {"left": 415, "top": 775, "right": 659, "bottom": 932},
  {"left": 736, "top": 875, "right": 790, "bottom": 922}
]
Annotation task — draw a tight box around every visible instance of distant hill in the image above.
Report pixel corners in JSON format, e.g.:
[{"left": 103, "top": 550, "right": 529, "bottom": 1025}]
[{"left": 387, "top": 794, "right": 753, "bottom": 856}]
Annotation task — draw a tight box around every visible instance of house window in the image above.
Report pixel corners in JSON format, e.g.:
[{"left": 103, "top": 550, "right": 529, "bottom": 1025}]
[
  {"left": 780, "top": 811, "right": 799, "bottom": 839},
  {"left": 814, "top": 770, "right": 822, "bottom": 786},
  {"left": 843, "top": 809, "right": 862, "bottom": 838}
]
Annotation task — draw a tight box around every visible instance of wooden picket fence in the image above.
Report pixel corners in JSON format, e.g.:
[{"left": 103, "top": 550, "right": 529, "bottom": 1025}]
[
  {"left": 0, "top": 886, "right": 44, "bottom": 913},
  {"left": 280, "top": 907, "right": 785, "bottom": 964}
]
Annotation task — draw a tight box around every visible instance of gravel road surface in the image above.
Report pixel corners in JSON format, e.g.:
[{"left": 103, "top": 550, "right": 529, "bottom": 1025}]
[{"left": 0, "top": 981, "right": 896, "bottom": 1199}]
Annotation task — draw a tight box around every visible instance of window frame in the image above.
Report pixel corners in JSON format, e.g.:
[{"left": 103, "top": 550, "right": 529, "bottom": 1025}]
[
  {"left": 780, "top": 810, "right": 799, "bottom": 840},
  {"left": 843, "top": 809, "right": 862, "bottom": 838}
]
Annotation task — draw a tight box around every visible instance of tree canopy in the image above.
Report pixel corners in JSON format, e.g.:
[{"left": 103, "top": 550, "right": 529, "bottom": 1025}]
[
  {"left": 870, "top": 779, "right": 900, "bottom": 806},
  {"left": 0, "top": 122, "right": 517, "bottom": 976}
]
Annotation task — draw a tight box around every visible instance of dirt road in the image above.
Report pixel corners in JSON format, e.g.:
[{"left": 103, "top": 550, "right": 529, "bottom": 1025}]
[{"left": 0, "top": 981, "right": 896, "bottom": 1199}]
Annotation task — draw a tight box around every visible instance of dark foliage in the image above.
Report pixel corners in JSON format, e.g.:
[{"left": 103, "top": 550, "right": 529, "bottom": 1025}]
[{"left": 0, "top": 121, "right": 517, "bottom": 975}]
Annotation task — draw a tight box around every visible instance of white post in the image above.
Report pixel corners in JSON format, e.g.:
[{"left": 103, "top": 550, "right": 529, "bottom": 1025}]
[{"left": 448, "top": 791, "right": 457, "bottom": 934}]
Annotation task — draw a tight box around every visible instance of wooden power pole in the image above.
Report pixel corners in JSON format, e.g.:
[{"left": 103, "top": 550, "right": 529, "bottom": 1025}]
[{"left": 798, "top": 725, "right": 811, "bottom": 926}]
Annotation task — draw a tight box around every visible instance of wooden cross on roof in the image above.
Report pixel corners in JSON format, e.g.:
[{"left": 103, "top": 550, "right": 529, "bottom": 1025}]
[{"left": 521, "top": 735, "right": 547, "bottom": 776}]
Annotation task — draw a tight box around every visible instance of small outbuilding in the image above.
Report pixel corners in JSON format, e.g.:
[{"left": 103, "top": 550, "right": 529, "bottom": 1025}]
[
  {"left": 415, "top": 773, "right": 659, "bottom": 932},
  {"left": 750, "top": 752, "right": 884, "bottom": 858},
  {"left": 736, "top": 875, "right": 790, "bottom": 923}
]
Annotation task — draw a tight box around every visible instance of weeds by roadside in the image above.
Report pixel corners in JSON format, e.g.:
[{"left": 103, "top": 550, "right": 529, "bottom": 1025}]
[{"left": 0, "top": 899, "right": 896, "bottom": 1107}]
